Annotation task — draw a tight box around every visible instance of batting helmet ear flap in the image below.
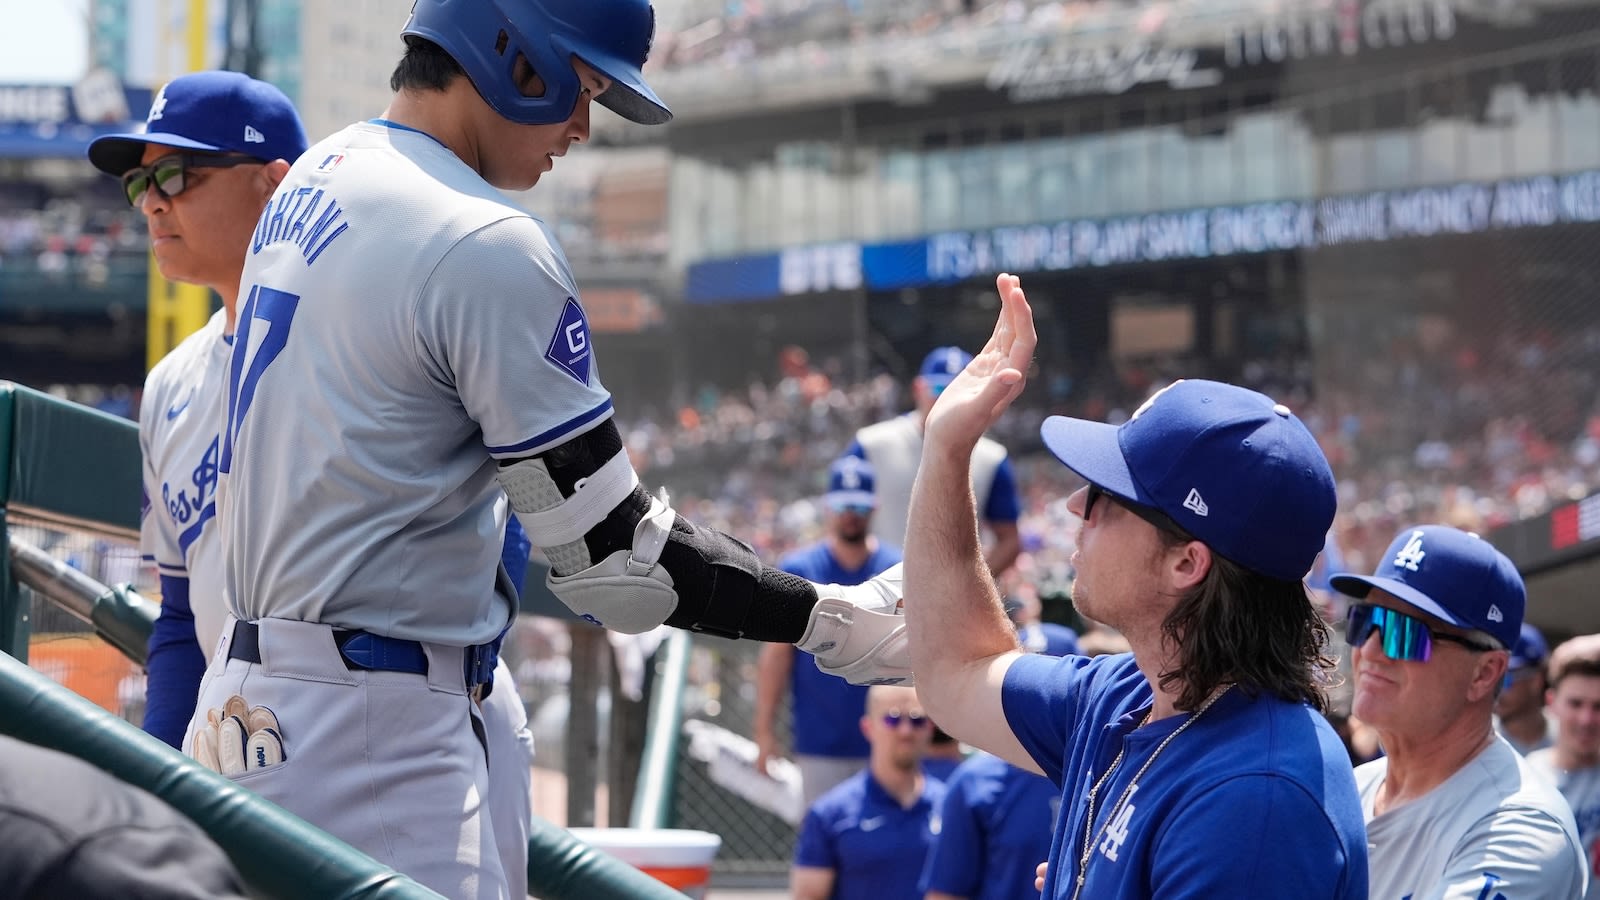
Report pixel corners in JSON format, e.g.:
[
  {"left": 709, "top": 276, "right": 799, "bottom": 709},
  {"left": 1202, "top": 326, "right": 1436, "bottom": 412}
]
[{"left": 402, "top": 0, "right": 671, "bottom": 126}]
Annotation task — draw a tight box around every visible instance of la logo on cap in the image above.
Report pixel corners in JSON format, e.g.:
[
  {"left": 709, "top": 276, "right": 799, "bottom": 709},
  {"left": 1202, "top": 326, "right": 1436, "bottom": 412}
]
[
  {"left": 1131, "top": 380, "right": 1185, "bottom": 421},
  {"left": 148, "top": 86, "right": 168, "bottom": 122},
  {"left": 1393, "top": 530, "right": 1426, "bottom": 572}
]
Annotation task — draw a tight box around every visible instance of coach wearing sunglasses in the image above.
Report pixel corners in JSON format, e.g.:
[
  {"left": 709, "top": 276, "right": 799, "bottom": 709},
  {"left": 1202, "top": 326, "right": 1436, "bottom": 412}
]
[{"left": 1330, "top": 525, "right": 1586, "bottom": 899}]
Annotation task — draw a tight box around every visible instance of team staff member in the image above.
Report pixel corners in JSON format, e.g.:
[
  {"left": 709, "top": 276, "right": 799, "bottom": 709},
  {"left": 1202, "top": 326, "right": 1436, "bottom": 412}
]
[
  {"left": 1330, "top": 525, "right": 1586, "bottom": 898},
  {"left": 756, "top": 456, "right": 902, "bottom": 806},
  {"left": 920, "top": 633, "right": 1078, "bottom": 900},
  {"left": 792, "top": 685, "right": 945, "bottom": 900},
  {"left": 203, "top": 1, "right": 914, "bottom": 895},
  {"left": 847, "top": 347, "right": 1021, "bottom": 576},
  {"left": 88, "top": 71, "right": 536, "bottom": 899},
  {"left": 1526, "top": 633, "right": 1600, "bottom": 895},
  {"left": 900, "top": 275, "right": 1367, "bottom": 898}
]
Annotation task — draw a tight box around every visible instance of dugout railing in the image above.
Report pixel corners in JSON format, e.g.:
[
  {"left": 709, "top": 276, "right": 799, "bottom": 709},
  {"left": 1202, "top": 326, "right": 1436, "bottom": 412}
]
[{"left": 0, "top": 380, "right": 682, "bottom": 900}]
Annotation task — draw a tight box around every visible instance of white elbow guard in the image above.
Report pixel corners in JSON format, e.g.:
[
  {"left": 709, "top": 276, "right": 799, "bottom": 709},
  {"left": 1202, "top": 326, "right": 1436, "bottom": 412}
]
[
  {"left": 498, "top": 451, "right": 681, "bottom": 634},
  {"left": 798, "top": 563, "right": 913, "bottom": 686},
  {"left": 545, "top": 493, "right": 679, "bottom": 634}
]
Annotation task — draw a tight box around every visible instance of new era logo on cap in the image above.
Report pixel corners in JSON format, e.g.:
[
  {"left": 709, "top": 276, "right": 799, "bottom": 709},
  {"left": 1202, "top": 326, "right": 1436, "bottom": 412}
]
[
  {"left": 244, "top": 125, "right": 265, "bottom": 143},
  {"left": 1183, "top": 489, "right": 1209, "bottom": 517},
  {"left": 1488, "top": 605, "right": 1504, "bottom": 623}
]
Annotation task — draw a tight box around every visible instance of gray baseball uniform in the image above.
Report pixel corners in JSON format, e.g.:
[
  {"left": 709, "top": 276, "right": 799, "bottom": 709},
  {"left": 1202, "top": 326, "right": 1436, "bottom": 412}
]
[
  {"left": 1526, "top": 748, "right": 1600, "bottom": 896},
  {"left": 194, "top": 119, "right": 608, "bottom": 899},
  {"left": 1358, "top": 737, "right": 1587, "bottom": 899}
]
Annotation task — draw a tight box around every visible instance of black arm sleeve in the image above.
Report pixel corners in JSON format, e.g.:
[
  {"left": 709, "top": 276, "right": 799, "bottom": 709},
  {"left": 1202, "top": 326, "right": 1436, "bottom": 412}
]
[{"left": 510, "top": 419, "right": 819, "bottom": 642}]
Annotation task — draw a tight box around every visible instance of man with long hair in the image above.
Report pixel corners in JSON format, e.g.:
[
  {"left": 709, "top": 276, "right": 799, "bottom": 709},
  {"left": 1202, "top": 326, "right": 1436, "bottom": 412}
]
[{"left": 901, "top": 273, "right": 1367, "bottom": 898}]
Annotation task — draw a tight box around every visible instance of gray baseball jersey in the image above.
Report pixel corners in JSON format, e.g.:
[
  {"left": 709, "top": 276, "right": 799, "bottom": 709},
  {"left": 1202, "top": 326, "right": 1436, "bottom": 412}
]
[
  {"left": 140, "top": 309, "right": 231, "bottom": 650},
  {"left": 1358, "top": 737, "right": 1587, "bottom": 899},
  {"left": 219, "top": 120, "right": 611, "bottom": 645},
  {"left": 854, "top": 414, "right": 1005, "bottom": 548},
  {"left": 1525, "top": 749, "right": 1600, "bottom": 896}
]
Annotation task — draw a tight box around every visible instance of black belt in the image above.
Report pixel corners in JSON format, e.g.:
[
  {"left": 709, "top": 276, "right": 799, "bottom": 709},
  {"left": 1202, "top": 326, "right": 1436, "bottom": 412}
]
[{"left": 228, "top": 620, "right": 497, "bottom": 690}]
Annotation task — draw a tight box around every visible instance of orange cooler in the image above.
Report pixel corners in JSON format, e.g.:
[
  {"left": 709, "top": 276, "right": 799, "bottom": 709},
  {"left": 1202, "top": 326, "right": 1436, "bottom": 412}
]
[{"left": 569, "top": 828, "right": 722, "bottom": 899}]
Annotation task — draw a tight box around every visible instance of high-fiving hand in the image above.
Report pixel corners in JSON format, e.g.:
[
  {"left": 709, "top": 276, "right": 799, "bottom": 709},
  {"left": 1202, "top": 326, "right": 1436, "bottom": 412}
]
[{"left": 923, "top": 272, "right": 1037, "bottom": 452}]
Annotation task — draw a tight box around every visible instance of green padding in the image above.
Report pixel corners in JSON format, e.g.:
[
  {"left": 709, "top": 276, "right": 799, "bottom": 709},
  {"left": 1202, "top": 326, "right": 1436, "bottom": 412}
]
[
  {"left": 0, "top": 651, "right": 443, "bottom": 900},
  {"left": 96, "top": 584, "right": 158, "bottom": 665},
  {"left": 5, "top": 382, "right": 141, "bottom": 531},
  {"left": 526, "top": 816, "right": 689, "bottom": 900}
]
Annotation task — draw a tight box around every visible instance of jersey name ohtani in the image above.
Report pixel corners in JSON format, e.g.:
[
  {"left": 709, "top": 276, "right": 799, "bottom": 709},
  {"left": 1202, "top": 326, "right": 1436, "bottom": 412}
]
[{"left": 250, "top": 186, "right": 350, "bottom": 265}]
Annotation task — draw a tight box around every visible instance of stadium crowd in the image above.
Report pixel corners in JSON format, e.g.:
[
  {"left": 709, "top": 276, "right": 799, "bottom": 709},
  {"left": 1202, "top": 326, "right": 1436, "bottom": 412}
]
[{"left": 46, "top": 318, "right": 1600, "bottom": 599}]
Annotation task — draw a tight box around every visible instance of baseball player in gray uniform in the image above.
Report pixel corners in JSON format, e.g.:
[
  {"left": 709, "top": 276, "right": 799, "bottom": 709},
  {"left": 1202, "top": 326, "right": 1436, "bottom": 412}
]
[
  {"left": 1527, "top": 633, "right": 1600, "bottom": 895},
  {"left": 197, "top": 1, "right": 912, "bottom": 896},
  {"left": 89, "top": 71, "right": 536, "bottom": 899},
  {"left": 1330, "top": 525, "right": 1587, "bottom": 898}
]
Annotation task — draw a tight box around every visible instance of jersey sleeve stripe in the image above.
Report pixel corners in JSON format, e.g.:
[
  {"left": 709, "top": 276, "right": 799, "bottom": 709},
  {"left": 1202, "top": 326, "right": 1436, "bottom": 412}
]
[
  {"left": 156, "top": 562, "right": 190, "bottom": 576},
  {"left": 485, "top": 398, "right": 614, "bottom": 457}
]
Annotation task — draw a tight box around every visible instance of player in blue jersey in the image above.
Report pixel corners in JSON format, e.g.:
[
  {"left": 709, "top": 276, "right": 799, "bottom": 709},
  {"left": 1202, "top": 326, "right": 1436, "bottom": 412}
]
[
  {"left": 195, "top": 1, "right": 912, "bottom": 895},
  {"left": 791, "top": 684, "right": 945, "bottom": 900},
  {"left": 920, "top": 619, "right": 1077, "bottom": 900},
  {"left": 88, "top": 71, "right": 537, "bottom": 899},
  {"left": 900, "top": 274, "right": 1367, "bottom": 900},
  {"left": 756, "top": 455, "right": 903, "bottom": 806}
]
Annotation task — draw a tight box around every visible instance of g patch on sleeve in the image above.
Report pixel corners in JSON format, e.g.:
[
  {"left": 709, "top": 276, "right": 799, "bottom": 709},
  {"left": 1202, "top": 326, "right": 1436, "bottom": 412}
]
[{"left": 545, "top": 297, "right": 592, "bottom": 385}]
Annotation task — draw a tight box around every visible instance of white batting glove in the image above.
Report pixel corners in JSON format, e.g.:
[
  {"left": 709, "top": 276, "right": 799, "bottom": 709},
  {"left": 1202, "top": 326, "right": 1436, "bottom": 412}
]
[
  {"left": 191, "top": 694, "right": 286, "bottom": 776},
  {"left": 797, "top": 562, "right": 913, "bottom": 685}
]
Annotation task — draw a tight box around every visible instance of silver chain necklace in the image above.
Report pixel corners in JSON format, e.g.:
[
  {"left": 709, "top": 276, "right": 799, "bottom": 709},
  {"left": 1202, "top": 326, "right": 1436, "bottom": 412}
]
[{"left": 1070, "top": 684, "right": 1233, "bottom": 900}]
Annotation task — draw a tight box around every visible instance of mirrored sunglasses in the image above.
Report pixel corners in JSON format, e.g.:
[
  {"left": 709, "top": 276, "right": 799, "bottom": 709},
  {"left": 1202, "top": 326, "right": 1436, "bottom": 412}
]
[
  {"left": 1345, "top": 603, "right": 1498, "bottom": 662},
  {"left": 121, "top": 153, "right": 262, "bottom": 207},
  {"left": 880, "top": 710, "right": 930, "bottom": 729}
]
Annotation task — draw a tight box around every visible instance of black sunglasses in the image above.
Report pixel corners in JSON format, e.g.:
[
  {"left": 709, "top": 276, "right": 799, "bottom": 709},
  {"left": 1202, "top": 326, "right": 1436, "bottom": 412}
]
[
  {"left": 120, "top": 152, "right": 263, "bottom": 207},
  {"left": 1084, "top": 483, "right": 1191, "bottom": 538}
]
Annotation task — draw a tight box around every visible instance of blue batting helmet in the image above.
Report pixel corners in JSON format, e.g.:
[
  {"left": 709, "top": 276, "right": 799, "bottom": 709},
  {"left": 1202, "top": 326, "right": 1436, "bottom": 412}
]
[{"left": 401, "top": 0, "right": 672, "bottom": 127}]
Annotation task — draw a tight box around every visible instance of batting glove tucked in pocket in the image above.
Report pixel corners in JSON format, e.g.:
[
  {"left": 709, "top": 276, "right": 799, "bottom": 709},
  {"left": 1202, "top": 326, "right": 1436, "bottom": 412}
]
[{"left": 192, "top": 694, "right": 286, "bottom": 776}]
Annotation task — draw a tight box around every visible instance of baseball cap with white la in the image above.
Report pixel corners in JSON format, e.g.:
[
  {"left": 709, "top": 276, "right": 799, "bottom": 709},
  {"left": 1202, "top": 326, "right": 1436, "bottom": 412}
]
[
  {"left": 88, "top": 70, "right": 308, "bottom": 176},
  {"left": 1329, "top": 525, "right": 1526, "bottom": 650},
  {"left": 1039, "top": 379, "right": 1337, "bottom": 582},
  {"left": 825, "top": 456, "right": 877, "bottom": 511}
]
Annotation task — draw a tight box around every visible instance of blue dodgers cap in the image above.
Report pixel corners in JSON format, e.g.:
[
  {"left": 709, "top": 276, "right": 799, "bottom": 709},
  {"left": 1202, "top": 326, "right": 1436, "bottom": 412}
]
[
  {"left": 825, "top": 455, "right": 877, "bottom": 510},
  {"left": 88, "top": 71, "right": 308, "bottom": 176},
  {"left": 1328, "top": 525, "right": 1526, "bottom": 650},
  {"left": 1510, "top": 623, "right": 1550, "bottom": 671},
  {"left": 919, "top": 346, "right": 973, "bottom": 391},
  {"left": 1040, "top": 379, "right": 1336, "bottom": 582}
]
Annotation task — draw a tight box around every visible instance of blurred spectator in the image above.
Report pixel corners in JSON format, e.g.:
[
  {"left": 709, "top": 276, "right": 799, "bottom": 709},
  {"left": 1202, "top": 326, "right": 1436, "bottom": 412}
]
[
  {"left": 755, "top": 456, "right": 901, "bottom": 806},
  {"left": 918, "top": 614, "right": 1077, "bottom": 900},
  {"left": 1498, "top": 623, "right": 1557, "bottom": 755},
  {"left": 791, "top": 684, "right": 945, "bottom": 900},
  {"left": 847, "top": 346, "right": 1021, "bottom": 576},
  {"left": 1526, "top": 634, "right": 1600, "bottom": 897}
]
